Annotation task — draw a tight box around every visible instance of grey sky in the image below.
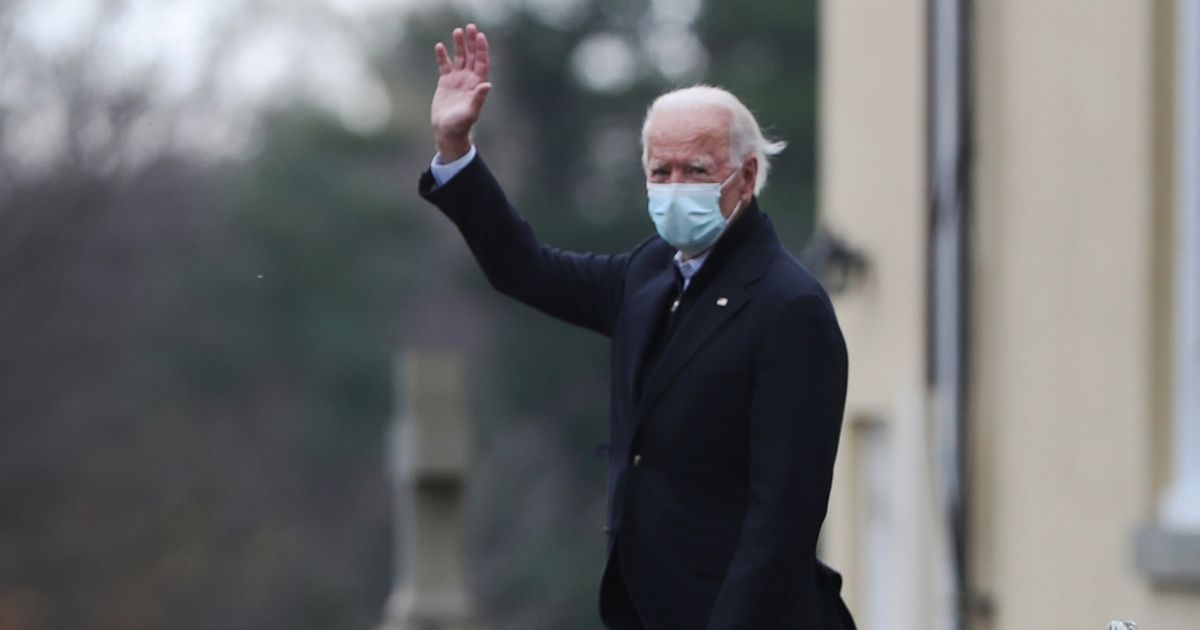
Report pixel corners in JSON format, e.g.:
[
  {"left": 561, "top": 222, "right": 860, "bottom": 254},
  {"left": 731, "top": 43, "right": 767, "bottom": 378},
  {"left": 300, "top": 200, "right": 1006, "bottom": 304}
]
[
  {"left": 8, "top": 0, "right": 416, "bottom": 130},
  {"left": 1, "top": 0, "right": 705, "bottom": 174}
]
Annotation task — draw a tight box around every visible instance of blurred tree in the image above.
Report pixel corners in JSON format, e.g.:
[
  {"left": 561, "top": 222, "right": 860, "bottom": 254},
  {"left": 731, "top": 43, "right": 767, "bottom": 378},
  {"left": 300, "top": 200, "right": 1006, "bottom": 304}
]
[{"left": 0, "top": 2, "right": 421, "bottom": 627}]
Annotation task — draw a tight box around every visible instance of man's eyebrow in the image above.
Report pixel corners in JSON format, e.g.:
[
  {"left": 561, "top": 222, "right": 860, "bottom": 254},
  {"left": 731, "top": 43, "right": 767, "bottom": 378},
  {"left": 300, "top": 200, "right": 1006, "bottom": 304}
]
[{"left": 645, "top": 158, "right": 715, "bottom": 170}]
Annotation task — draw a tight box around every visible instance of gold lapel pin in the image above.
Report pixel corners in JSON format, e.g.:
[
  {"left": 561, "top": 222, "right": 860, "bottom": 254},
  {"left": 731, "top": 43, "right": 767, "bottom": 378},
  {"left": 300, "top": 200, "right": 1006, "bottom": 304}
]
[{"left": 716, "top": 297, "right": 729, "bottom": 307}]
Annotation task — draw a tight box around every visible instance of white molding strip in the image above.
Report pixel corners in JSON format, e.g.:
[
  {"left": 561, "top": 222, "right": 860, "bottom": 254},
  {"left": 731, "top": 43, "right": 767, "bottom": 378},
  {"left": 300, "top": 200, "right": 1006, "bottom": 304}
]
[{"left": 1162, "top": 0, "right": 1200, "bottom": 531}]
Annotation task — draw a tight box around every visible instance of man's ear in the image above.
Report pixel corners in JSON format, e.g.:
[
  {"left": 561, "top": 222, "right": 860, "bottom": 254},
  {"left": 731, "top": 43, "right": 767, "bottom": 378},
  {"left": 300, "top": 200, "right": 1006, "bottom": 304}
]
[{"left": 742, "top": 156, "right": 759, "bottom": 198}]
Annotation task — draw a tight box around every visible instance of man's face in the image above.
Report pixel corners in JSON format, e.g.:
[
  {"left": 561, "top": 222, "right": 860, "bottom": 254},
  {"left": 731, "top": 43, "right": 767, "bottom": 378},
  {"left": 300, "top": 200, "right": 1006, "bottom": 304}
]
[{"left": 644, "top": 106, "right": 756, "bottom": 219}]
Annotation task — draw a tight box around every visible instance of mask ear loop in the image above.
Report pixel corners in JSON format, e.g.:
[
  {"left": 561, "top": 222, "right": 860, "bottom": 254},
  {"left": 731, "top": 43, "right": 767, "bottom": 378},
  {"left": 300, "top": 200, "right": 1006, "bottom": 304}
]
[
  {"left": 718, "top": 163, "right": 748, "bottom": 223},
  {"left": 702, "top": 165, "right": 748, "bottom": 253}
]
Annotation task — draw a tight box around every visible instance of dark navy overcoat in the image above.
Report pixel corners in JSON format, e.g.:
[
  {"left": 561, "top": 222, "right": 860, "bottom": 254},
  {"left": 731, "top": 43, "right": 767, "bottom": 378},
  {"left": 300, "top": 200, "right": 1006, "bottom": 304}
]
[{"left": 420, "top": 155, "right": 855, "bottom": 630}]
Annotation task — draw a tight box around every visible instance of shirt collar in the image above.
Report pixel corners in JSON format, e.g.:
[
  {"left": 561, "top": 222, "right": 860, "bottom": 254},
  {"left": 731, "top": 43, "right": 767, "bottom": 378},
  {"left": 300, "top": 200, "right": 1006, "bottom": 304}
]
[{"left": 672, "top": 249, "right": 711, "bottom": 290}]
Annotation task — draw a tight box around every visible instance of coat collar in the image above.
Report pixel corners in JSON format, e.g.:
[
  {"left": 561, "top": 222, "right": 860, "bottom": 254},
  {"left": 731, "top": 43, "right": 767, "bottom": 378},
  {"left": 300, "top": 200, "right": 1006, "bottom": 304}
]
[
  {"left": 683, "top": 197, "right": 776, "bottom": 289},
  {"left": 625, "top": 198, "right": 781, "bottom": 424}
]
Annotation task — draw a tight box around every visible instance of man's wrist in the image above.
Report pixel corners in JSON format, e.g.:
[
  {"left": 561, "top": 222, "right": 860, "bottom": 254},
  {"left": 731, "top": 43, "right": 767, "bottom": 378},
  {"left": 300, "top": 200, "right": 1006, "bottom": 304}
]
[
  {"left": 434, "top": 133, "right": 471, "bottom": 163},
  {"left": 430, "top": 144, "right": 478, "bottom": 187}
]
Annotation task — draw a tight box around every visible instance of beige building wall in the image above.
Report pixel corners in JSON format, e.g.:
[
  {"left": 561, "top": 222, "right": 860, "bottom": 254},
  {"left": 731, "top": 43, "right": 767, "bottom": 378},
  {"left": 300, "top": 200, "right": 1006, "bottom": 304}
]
[
  {"left": 819, "top": 1, "right": 952, "bottom": 629},
  {"left": 820, "top": 0, "right": 1200, "bottom": 629},
  {"left": 970, "top": 1, "right": 1198, "bottom": 628},
  {"left": 969, "top": 0, "right": 1157, "bottom": 627}
]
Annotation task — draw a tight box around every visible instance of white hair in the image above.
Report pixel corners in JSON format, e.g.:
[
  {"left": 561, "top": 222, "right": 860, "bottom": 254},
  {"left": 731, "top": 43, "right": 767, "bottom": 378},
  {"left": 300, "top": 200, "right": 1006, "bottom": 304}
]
[{"left": 640, "top": 85, "right": 787, "bottom": 194}]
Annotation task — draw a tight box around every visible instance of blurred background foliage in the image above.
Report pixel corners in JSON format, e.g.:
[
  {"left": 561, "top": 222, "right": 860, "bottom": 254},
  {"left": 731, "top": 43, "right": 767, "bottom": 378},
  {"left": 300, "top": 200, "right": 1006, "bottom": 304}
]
[{"left": 0, "top": 0, "right": 816, "bottom": 628}]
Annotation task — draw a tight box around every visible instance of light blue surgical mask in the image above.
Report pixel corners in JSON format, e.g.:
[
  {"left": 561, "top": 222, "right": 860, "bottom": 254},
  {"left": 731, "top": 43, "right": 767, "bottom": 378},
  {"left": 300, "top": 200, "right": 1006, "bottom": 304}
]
[{"left": 646, "top": 168, "right": 743, "bottom": 257}]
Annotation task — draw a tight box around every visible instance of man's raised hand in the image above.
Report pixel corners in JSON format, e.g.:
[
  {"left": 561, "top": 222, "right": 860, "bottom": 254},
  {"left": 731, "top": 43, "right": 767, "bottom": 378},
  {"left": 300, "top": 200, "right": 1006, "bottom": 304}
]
[{"left": 431, "top": 23, "right": 491, "bottom": 162}]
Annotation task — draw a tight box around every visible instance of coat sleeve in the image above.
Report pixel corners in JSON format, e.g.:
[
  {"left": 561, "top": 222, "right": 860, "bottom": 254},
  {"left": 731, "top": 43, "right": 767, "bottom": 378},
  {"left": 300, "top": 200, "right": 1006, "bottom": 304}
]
[
  {"left": 419, "top": 155, "right": 634, "bottom": 336},
  {"left": 705, "top": 293, "right": 849, "bottom": 630}
]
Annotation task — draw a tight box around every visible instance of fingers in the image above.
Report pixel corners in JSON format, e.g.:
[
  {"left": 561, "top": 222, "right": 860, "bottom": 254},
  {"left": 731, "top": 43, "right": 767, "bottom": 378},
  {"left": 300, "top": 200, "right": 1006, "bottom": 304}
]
[
  {"left": 471, "top": 82, "right": 492, "bottom": 112},
  {"left": 473, "top": 30, "right": 490, "bottom": 79},
  {"left": 464, "top": 23, "right": 477, "bottom": 64},
  {"left": 446, "top": 24, "right": 486, "bottom": 74},
  {"left": 452, "top": 27, "right": 466, "bottom": 69},
  {"left": 434, "top": 42, "right": 452, "bottom": 75}
]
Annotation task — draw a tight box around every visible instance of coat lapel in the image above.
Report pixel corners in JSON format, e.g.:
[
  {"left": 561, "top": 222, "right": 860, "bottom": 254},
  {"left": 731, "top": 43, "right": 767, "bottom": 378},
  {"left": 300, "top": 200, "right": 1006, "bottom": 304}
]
[
  {"left": 619, "top": 268, "right": 677, "bottom": 413},
  {"left": 631, "top": 210, "right": 781, "bottom": 424},
  {"left": 634, "top": 283, "right": 750, "bottom": 420}
]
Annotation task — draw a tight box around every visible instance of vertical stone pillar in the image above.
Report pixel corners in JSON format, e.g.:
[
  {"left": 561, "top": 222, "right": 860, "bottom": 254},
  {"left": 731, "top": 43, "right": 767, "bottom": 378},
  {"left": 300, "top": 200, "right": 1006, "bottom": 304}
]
[{"left": 379, "top": 351, "right": 482, "bottom": 630}]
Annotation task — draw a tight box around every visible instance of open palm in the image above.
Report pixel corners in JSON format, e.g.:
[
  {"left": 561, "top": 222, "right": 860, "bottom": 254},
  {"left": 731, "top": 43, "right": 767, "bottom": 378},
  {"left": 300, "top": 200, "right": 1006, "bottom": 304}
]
[{"left": 431, "top": 24, "right": 491, "bottom": 155}]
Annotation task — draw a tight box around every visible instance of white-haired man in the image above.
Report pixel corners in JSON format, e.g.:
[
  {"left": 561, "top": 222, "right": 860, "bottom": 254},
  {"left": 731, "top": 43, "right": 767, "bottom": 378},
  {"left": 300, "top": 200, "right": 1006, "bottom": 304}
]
[{"left": 420, "top": 24, "right": 856, "bottom": 630}]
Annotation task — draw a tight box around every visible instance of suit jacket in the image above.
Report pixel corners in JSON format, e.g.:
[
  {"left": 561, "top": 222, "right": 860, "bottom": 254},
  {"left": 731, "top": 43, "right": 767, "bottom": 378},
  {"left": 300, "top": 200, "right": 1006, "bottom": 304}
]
[{"left": 419, "top": 155, "right": 854, "bottom": 630}]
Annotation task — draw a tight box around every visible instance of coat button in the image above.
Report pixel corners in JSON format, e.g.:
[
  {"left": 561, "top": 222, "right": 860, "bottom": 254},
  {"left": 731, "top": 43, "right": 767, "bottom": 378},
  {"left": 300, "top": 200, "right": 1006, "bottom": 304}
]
[
  {"left": 603, "top": 526, "right": 613, "bottom": 535},
  {"left": 632, "top": 454, "right": 642, "bottom": 467}
]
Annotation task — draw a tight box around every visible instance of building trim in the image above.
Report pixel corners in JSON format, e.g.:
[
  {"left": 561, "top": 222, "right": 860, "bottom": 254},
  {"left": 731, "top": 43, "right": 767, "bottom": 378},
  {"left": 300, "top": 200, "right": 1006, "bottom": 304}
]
[
  {"left": 929, "top": 0, "right": 973, "bottom": 625},
  {"left": 1134, "top": 526, "right": 1200, "bottom": 588},
  {"left": 1160, "top": 0, "right": 1200, "bottom": 533}
]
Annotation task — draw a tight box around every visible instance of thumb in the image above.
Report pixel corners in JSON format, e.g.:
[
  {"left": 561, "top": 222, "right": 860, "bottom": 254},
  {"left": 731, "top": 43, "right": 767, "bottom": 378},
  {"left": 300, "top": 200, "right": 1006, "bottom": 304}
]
[{"left": 470, "top": 82, "right": 492, "bottom": 111}]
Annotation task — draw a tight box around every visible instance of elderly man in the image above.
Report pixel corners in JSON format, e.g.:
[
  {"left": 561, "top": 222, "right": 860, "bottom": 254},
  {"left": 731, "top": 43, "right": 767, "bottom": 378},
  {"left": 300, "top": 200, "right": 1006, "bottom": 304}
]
[{"left": 420, "top": 23, "right": 856, "bottom": 630}]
